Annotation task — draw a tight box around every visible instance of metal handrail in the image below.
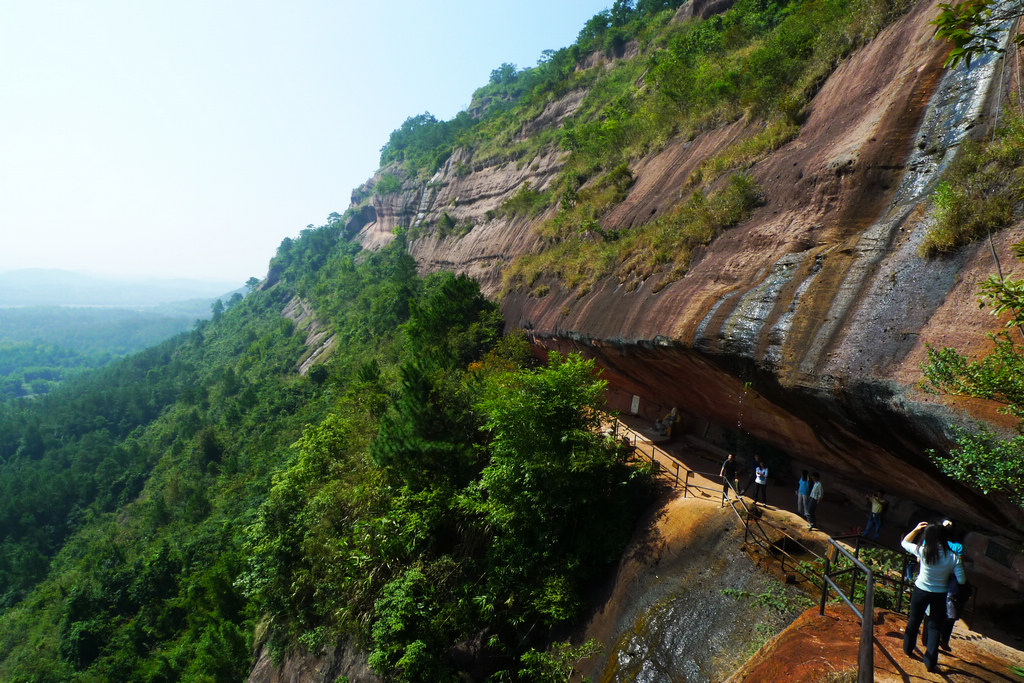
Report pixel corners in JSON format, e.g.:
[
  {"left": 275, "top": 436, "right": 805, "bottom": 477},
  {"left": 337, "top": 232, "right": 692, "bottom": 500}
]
[
  {"left": 820, "top": 539, "right": 875, "bottom": 683},
  {"left": 615, "top": 420, "right": 841, "bottom": 639},
  {"left": 721, "top": 478, "right": 827, "bottom": 588},
  {"left": 832, "top": 533, "right": 913, "bottom": 615}
]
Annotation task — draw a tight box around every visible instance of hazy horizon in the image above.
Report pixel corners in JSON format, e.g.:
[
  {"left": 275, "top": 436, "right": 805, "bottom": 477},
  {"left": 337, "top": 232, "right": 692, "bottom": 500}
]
[
  {"left": 1, "top": 1, "right": 611, "bottom": 283},
  {"left": 0, "top": 266, "right": 239, "bottom": 286},
  {"left": 0, "top": 268, "right": 242, "bottom": 308}
]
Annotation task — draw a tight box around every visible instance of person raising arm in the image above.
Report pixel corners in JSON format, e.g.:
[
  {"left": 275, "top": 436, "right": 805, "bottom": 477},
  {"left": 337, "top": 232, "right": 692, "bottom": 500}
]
[{"left": 901, "top": 521, "right": 966, "bottom": 673}]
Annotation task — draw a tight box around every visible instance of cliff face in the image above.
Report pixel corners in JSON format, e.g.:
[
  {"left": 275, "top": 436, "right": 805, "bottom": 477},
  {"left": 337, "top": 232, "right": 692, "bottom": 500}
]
[{"left": 350, "top": 0, "right": 1024, "bottom": 537}]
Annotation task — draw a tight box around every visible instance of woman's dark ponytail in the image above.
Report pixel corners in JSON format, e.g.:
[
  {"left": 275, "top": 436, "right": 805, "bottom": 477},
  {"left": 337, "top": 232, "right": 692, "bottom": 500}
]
[{"left": 922, "top": 523, "right": 947, "bottom": 565}]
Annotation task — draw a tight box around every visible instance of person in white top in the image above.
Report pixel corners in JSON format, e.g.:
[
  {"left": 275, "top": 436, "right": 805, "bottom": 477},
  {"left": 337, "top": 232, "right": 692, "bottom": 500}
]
[
  {"left": 901, "top": 521, "right": 966, "bottom": 672},
  {"left": 753, "top": 459, "right": 768, "bottom": 505},
  {"left": 805, "top": 472, "right": 822, "bottom": 529}
]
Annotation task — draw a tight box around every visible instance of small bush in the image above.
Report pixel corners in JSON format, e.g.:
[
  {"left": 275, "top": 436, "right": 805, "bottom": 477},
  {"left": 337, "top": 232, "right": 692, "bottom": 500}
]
[
  {"left": 374, "top": 173, "right": 403, "bottom": 197},
  {"left": 498, "top": 182, "right": 553, "bottom": 219},
  {"left": 438, "top": 212, "right": 456, "bottom": 236},
  {"left": 921, "top": 110, "right": 1024, "bottom": 257},
  {"left": 504, "top": 172, "right": 762, "bottom": 296}
]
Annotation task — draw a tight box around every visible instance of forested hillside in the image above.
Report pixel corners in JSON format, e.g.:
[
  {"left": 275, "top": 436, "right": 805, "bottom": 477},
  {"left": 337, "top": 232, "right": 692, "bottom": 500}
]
[
  {"left": 0, "top": 307, "right": 205, "bottom": 400},
  {"left": 0, "top": 219, "right": 652, "bottom": 681},
  {"left": 5, "top": 0, "right": 1024, "bottom": 679}
]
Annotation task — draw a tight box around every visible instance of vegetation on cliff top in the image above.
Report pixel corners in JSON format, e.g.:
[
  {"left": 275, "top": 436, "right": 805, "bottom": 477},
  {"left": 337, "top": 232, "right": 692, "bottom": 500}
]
[
  {"left": 923, "top": 238, "right": 1024, "bottom": 512},
  {"left": 374, "top": 0, "right": 913, "bottom": 294},
  {"left": 922, "top": 109, "right": 1024, "bottom": 257}
]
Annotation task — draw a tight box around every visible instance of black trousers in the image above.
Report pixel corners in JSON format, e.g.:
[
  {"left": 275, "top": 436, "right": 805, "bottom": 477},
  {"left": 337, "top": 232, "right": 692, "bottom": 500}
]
[
  {"left": 754, "top": 482, "right": 767, "bottom": 504},
  {"left": 905, "top": 586, "right": 946, "bottom": 670},
  {"left": 805, "top": 498, "right": 818, "bottom": 526}
]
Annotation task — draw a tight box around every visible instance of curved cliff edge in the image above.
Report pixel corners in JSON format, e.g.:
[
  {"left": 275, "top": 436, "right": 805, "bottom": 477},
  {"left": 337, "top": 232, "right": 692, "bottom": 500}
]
[
  {"left": 348, "top": 0, "right": 1024, "bottom": 540},
  {"left": 574, "top": 492, "right": 1023, "bottom": 682}
]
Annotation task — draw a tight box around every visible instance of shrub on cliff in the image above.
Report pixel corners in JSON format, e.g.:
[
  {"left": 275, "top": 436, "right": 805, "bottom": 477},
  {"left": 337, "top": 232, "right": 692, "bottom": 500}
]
[
  {"left": 923, "top": 240, "right": 1024, "bottom": 512},
  {"left": 921, "top": 109, "right": 1024, "bottom": 257}
]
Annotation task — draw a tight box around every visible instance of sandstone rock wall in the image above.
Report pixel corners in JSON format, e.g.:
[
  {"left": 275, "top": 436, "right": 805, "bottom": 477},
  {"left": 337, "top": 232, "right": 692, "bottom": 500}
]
[{"left": 348, "top": 0, "right": 1024, "bottom": 536}]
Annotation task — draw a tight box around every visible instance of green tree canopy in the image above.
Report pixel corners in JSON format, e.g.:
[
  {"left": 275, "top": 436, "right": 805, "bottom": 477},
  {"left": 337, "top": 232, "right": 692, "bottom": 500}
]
[{"left": 923, "top": 240, "right": 1024, "bottom": 511}]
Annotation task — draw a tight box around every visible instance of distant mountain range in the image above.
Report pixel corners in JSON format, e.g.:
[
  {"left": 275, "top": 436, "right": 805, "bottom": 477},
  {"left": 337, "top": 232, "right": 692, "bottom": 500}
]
[{"left": 0, "top": 269, "right": 242, "bottom": 308}]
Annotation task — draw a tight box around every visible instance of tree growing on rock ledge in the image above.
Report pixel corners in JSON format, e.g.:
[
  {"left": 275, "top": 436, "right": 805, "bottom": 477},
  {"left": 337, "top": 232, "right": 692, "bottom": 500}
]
[
  {"left": 923, "top": 241, "right": 1024, "bottom": 512},
  {"left": 932, "top": 0, "right": 1024, "bottom": 67}
]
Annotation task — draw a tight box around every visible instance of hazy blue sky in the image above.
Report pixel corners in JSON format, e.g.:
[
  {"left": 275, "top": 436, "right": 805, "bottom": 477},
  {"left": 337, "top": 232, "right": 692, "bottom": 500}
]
[{"left": 1, "top": 1, "right": 610, "bottom": 284}]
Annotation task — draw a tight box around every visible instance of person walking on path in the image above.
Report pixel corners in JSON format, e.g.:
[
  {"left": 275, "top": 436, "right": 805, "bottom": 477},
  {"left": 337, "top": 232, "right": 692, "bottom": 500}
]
[
  {"left": 720, "top": 453, "right": 739, "bottom": 499},
  {"left": 796, "top": 470, "right": 810, "bottom": 517},
  {"left": 806, "top": 472, "right": 822, "bottom": 529},
  {"left": 753, "top": 459, "right": 768, "bottom": 505},
  {"left": 741, "top": 454, "right": 761, "bottom": 496},
  {"left": 902, "top": 521, "right": 966, "bottom": 673},
  {"left": 862, "top": 489, "right": 887, "bottom": 540},
  {"left": 741, "top": 454, "right": 765, "bottom": 497},
  {"left": 923, "top": 519, "right": 969, "bottom": 652}
]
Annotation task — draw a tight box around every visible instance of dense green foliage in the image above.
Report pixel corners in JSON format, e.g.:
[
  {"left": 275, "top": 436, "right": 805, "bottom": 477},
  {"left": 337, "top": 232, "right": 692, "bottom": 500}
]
[
  {"left": 0, "top": 0, "right": 941, "bottom": 676},
  {"left": 922, "top": 109, "right": 1024, "bottom": 257},
  {"left": 376, "top": 2, "right": 690, "bottom": 180},
  {"left": 923, "top": 241, "right": 1024, "bottom": 512},
  {"left": 0, "top": 307, "right": 199, "bottom": 400},
  {"left": 0, "top": 218, "right": 651, "bottom": 681},
  {"left": 372, "top": 0, "right": 912, "bottom": 289},
  {"left": 505, "top": 171, "right": 763, "bottom": 295},
  {"left": 379, "top": 113, "right": 476, "bottom": 177},
  {"left": 0, "top": 342, "right": 105, "bottom": 400},
  {"left": 931, "top": 0, "right": 1024, "bottom": 68}
]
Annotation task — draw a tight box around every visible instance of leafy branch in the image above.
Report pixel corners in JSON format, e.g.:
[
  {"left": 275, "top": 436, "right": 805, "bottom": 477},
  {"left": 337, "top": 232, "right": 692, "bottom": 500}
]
[{"left": 932, "top": 0, "right": 1024, "bottom": 67}]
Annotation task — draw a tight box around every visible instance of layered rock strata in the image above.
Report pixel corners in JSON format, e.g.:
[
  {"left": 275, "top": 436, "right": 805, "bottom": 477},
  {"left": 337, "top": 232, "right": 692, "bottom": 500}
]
[{"left": 350, "top": 0, "right": 1024, "bottom": 537}]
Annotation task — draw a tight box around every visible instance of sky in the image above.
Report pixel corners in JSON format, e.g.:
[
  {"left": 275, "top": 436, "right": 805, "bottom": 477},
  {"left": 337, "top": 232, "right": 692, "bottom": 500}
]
[{"left": 0, "top": 0, "right": 611, "bottom": 285}]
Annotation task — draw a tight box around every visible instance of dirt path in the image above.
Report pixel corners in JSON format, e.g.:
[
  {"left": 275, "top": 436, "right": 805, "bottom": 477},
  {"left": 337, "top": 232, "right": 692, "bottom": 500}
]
[
  {"left": 610, "top": 415, "right": 1024, "bottom": 679},
  {"left": 730, "top": 605, "right": 1024, "bottom": 682}
]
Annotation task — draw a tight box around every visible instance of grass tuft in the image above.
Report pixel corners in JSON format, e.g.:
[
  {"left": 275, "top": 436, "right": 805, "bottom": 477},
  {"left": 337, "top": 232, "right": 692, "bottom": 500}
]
[
  {"left": 504, "top": 172, "right": 762, "bottom": 297},
  {"left": 921, "top": 109, "right": 1024, "bottom": 257}
]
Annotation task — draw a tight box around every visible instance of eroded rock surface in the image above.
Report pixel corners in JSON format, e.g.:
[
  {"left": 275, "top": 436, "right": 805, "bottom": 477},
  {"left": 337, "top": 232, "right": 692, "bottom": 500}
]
[
  {"left": 282, "top": 296, "right": 337, "bottom": 376},
  {"left": 346, "top": 0, "right": 1024, "bottom": 538},
  {"left": 577, "top": 497, "right": 811, "bottom": 681}
]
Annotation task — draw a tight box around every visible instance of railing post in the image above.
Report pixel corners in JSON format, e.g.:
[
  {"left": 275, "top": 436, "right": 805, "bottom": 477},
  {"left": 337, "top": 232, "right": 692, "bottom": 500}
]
[
  {"left": 858, "top": 571, "right": 874, "bottom": 683},
  {"left": 819, "top": 553, "right": 831, "bottom": 615},
  {"left": 675, "top": 462, "right": 681, "bottom": 492},
  {"left": 851, "top": 565, "right": 859, "bottom": 611},
  {"left": 897, "top": 555, "right": 909, "bottom": 614}
]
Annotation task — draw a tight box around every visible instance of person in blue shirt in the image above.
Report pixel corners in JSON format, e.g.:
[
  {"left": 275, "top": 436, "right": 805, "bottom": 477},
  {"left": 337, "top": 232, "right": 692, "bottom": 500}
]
[
  {"left": 925, "top": 519, "right": 967, "bottom": 651},
  {"left": 796, "top": 470, "right": 810, "bottom": 517},
  {"left": 901, "top": 521, "right": 966, "bottom": 672}
]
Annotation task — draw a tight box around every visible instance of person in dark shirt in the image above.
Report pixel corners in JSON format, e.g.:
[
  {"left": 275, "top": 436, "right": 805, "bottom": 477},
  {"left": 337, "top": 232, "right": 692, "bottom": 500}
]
[{"left": 720, "top": 453, "right": 738, "bottom": 498}]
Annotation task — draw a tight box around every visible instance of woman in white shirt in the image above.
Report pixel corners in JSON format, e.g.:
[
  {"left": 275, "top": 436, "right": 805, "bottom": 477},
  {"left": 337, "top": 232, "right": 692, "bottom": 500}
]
[
  {"left": 901, "top": 521, "right": 966, "bottom": 672},
  {"left": 753, "top": 460, "right": 768, "bottom": 505}
]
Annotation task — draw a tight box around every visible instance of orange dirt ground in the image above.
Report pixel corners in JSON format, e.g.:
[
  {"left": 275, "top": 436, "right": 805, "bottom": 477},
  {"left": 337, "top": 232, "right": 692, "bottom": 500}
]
[{"left": 730, "top": 604, "right": 1023, "bottom": 682}]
